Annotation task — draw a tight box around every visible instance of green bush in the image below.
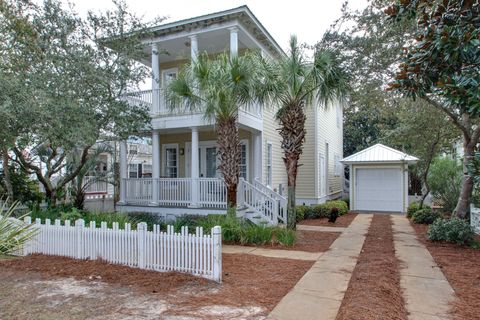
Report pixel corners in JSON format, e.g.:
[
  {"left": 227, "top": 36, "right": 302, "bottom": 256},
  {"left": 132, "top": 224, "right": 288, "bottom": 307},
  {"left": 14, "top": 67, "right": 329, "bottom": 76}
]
[
  {"left": 245, "top": 224, "right": 274, "bottom": 245},
  {"left": 341, "top": 197, "right": 350, "bottom": 210},
  {"left": 0, "top": 202, "right": 38, "bottom": 255},
  {"left": 407, "top": 202, "right": 421, "bottom": 219},
  {"left": 295, "top": 205, "right": 314, "bottom": 221},
  {"left": 428, "top": 157, "right": 462, "bottom": 213},
  {"left": 275, "top": 228, "right": 296, "bottom": 246},
  {"left": 411, "top": 208, "right": 440, "bottom": 224},
  {"left": 312, "top": 200, "right": 349, "bottom": 219},
  {"left": 427, "top": 218, "right": 475, "bottom": 245}
]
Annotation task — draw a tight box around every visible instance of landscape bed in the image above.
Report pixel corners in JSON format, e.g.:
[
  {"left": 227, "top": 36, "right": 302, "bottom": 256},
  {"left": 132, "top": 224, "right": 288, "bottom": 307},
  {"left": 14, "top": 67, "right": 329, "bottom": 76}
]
[
  {"left": 412, "top": 223, "right": 480, "bottom": 320},
  {"left": 298, "top": 212, "right": 357, "bottom": 228},
  {"left": 336, "top": 214, "right": 408, "bottom": 320},
  {"left": 0, "top": 253, "right": 313, "bottom": 319},
  {"left": 254, "top": 230, "right": 340, "bottom": 253}
]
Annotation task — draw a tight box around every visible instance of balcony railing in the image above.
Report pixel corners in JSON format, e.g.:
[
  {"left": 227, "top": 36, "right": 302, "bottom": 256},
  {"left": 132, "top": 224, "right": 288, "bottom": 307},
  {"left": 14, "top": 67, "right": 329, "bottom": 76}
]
[
  {"left": 123, "top": 177, "right": 227, "bottom": 208},
  {"left": 123, "top": 89, "right": 262, "bottom": 119}
]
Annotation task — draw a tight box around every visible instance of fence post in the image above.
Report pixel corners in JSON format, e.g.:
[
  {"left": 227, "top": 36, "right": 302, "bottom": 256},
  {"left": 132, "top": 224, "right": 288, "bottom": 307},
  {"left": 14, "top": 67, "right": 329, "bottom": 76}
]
[
  {"left": 23, "top": 216, "right": 32, "bottom": 256},
  {"left": 212, "top": 225, "right": 222, "bottom": 283},
  {"left": 75, "top": 219, "right": 85, "bottom": 259},
  {"left": 137, "top": 222, "right": 147, "bottom": 269}
]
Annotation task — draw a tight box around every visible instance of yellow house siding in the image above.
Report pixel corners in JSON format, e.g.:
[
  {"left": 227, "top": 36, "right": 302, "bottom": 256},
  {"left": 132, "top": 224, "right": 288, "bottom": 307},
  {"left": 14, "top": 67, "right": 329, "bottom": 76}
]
[
  {"left": 296, "top": 106, "right": 316, "bottom": 199},
  {"left": 262, "top": 104, "right": 287, "bottom": 192}
]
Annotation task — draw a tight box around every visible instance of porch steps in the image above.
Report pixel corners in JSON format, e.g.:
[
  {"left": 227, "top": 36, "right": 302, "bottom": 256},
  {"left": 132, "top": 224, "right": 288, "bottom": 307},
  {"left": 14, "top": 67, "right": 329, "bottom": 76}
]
[{"left": 236, "top": 207, "right": 271, "bottom": 226}]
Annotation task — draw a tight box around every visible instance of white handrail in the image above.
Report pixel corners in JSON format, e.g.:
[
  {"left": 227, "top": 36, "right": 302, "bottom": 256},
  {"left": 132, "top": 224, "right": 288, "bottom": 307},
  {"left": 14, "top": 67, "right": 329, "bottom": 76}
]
[
  {"left": 239, "top": 178, "right": 279, "bottom": 225},
  {"left": 253, "top": 178, "right": 287, "bottom": 224}
]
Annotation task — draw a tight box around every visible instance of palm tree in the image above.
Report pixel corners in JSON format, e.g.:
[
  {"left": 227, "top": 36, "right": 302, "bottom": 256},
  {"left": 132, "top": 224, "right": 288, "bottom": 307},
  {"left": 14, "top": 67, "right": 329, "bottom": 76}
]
[
  {"left": 257, "top": 36, "right": 349, "bottom": 229},
  {"left": 167, "top": 52, "right": 260, "bottom": 208}
]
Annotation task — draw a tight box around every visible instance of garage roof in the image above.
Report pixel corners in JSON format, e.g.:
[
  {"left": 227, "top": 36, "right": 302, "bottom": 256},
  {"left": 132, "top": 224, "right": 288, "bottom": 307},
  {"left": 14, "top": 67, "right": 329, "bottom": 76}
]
[{"left": 341, "top": 144, "right": 419, "bottom": 164}]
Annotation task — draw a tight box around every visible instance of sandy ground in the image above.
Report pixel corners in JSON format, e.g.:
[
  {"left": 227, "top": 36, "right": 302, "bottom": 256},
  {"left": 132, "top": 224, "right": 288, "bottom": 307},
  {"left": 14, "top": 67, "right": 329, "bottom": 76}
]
[{"left": 0, "top": 253, "right": 313, "bottom": 320}]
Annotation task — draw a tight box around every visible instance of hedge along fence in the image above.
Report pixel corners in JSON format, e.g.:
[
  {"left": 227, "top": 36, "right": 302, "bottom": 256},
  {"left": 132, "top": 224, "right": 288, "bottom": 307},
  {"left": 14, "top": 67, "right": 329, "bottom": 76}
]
[{"left": 21, "top": 217, "right": 222, "bottom": 282}]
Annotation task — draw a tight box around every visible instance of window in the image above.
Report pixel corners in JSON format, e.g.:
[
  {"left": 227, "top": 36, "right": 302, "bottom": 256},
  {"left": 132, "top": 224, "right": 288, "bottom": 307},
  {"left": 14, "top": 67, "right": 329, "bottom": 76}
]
[
  {"left": 164, "top": 146, "right": 178, "bottom": 178},
  {"left": 334, "top": 154, "right": 342, "bottom": 177},
  {"left": 129, "top": 145, "right": 138, "bottom": 155},
  {"left": 142, "top": 164, "right": 152, "bottom": 177},
  {"left": 129, "top": 163, "right": 138, "bottom": 178},
  {"left": 266, "top": 142, "right": 273, "bottom": 186},
  {"left": 240, "top": 144, "right": 247, "bottom": 179}
]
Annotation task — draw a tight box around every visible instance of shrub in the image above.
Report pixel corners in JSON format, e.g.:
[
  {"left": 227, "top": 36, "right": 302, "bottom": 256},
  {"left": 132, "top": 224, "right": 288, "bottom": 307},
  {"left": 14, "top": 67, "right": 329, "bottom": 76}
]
[
  {"left": 245, "top": 224, "right": 274, "bottom": 245},
  {"left": 312, "top": 204, "right": 328, "bottom": 218},
  {"left": 428, "top": 157, "right": 462, "bottom": 213},
  {"left": 427, "top": 218, "right": 475, "bottom": 245},
  {"left": 82, "top": 211, "right": 137, "bottom": 229},
  {"left": 296, "top": 205, "right": 314, "bottom": 221},
  {"left": 407, "top": 202, "right": 421, "bottom": 219},
  {"left": 275, "top": 228, "right": 296, "bottom": 246},
  {"left": 0, "top": 202, "right": 38, "bottom": 255},
  {"left": 411, "top": 208, "right": 440, "bottom": 224},
  {"left": 341, "top": 197, "right": 350, "bottom": 210}
]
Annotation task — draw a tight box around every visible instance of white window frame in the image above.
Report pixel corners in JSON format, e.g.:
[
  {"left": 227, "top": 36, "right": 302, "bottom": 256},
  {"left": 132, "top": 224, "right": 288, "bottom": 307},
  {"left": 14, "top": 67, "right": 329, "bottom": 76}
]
[
  {"left": 128, "top": 144, "right": 138, "bottom": 155},
  {"left": 128, "top": 163, "right": 139, "bottom": 179},
  {"left": 240, "top": 139, "right": 249, "bottom": 180},
  {"left": 266, "top": 141, "right": 273, "bottom": 187},
  {"left": 162, "top": 143, "right": 179, "bottom": 178},
  {"left": 162, "top": 68, "right": 178, "bottom": 88}
]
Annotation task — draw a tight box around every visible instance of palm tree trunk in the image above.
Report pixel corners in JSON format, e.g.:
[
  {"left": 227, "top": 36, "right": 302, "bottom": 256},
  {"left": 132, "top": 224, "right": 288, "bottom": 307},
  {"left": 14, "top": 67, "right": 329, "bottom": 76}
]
[
  {"left": 1, "top": 145, "right": 13, "bottom": 201},
  {"left": 278, "top": 103, "right": 306, "bottom": 229},
  {"left": 217, "top": 116, "right": 241, "bottom": 208}
]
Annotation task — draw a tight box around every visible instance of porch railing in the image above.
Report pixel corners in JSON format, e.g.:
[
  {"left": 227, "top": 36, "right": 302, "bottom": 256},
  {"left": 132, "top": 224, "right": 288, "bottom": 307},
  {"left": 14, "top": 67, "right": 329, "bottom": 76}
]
[
  {"left": 123, "top": 178, "right": 227, "bottom": 208},
  {"left": 253, "top": 178, "right": 287, "bottom": 224},
  {"left": 122, "top": 89, "right": 262, "bottom": 119},
  {"left": 238, "top": 178, "right": 279, "bottom": 225},
  {"left": 83, "top": 176, "right": 108, "bottom": 194}
]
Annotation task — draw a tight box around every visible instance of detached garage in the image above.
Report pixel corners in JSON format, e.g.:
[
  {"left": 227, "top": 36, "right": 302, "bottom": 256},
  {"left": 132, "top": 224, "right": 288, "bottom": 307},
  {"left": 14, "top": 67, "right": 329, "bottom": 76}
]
[{"left": 342, "top": 144, "right": 418, "bottom": 213}]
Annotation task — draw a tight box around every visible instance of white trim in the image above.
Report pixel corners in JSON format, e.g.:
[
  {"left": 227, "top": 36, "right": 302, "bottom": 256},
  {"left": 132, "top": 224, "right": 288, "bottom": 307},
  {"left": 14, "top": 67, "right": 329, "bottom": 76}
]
[
  {"left": 162, "top": 143, "right": 179, "bottom": 177},
  {"left": 266, "top": 141, "right": 273, "bottom": 187}
]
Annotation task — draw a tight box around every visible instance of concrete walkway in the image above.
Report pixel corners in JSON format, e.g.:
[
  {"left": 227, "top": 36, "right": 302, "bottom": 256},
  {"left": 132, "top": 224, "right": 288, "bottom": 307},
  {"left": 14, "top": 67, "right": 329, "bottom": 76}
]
[
  {"left": 391, "top": 215, "right": 455, "bottom": 320},
  {"left": 268, "top": 214, "right": 373, "bottom": 320},
  {"left": 222, "top": 245, "right": 321, "bottom": 261},
  {"left": 297, "top": 225, "right": 347, "bottom": 233}
]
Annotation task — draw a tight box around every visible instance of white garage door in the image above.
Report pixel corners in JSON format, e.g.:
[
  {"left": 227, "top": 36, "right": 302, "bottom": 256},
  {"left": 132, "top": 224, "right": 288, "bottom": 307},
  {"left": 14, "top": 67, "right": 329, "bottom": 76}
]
[{"left": 355, "top": 168, "right": 403, "bottom": 212}]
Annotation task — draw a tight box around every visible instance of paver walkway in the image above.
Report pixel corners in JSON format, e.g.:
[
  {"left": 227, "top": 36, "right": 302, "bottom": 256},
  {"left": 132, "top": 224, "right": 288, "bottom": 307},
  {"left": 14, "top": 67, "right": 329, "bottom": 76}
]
[
  {"left": 222, "top": 245, "right": 321, "bottom": 261},
  {"left": 391, "top": 215, "right": 455, "bottom": 320},
  {"left": 297, "top": 225, "right": 347, "bottom": 233},
  {"left": 268, "top": 214, "right": 373, "bottom": 320}
]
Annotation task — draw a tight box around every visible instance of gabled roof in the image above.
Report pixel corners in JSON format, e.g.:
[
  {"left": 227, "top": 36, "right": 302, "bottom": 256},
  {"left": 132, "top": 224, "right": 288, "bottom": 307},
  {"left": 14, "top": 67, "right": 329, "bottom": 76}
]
[
  {"left": 341, "top": 144, "right": 419, "bottom": 164},
  {"left": 145, "top": 5, "right": 285, "bottom": 58}
]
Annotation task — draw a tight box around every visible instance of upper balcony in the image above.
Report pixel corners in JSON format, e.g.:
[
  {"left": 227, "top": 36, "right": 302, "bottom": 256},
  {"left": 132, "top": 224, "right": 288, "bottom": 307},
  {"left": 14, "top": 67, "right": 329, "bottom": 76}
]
[
  {"left": 123, "top": 88, "right": 263, "bottom": 128},
  {"left": 117, "top": 6, "right": 284, "bottom": 132}
]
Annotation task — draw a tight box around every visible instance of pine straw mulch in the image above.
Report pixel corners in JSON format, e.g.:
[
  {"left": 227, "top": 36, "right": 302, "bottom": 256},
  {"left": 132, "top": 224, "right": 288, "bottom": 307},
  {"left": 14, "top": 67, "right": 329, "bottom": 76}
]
[
  {"left": 298, "top": 212, "right": 358, "bottom": 228},
  {"left": 0, "top": 253, "right": 313, "bottom": 317},
  {"left": 411, "top": 223, "right": 480, "bottom": 320},
  {"left": 336, "top": 214, "right": 408, "bottom": 320},
  {"left": 253, "top": 230, "right": 340, "bottom": 252}
]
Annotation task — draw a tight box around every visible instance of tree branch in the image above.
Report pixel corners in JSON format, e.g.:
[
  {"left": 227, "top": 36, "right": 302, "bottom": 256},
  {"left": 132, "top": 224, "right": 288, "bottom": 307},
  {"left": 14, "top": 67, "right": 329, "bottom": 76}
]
[{"left": 422, "top": 95, "right": 469, "bottom": 138}]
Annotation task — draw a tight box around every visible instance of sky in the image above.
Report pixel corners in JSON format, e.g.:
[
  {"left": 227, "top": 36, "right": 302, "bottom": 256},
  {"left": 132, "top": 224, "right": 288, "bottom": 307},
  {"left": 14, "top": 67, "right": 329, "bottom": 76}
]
[{"left": 64, "top": 0, "right": 368, "bottom": 50}]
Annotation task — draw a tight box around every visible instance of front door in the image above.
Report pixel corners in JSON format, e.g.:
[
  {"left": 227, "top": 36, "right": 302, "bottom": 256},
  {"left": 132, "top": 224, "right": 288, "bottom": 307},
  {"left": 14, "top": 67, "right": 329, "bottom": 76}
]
[{"left": 199, "top": 146, "right": 218, "bottom": 178}]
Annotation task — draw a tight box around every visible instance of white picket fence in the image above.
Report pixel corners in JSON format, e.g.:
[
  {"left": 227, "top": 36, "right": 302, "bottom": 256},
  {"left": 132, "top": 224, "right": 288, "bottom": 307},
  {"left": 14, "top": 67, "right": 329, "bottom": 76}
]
[{"left": 22, "top": 217, "right": 222, "bottom": 282}]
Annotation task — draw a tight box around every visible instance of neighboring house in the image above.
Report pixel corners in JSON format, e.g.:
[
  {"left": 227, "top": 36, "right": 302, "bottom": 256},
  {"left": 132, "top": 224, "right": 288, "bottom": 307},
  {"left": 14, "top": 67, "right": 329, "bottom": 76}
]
[
  {"left": 84, "top": 141, "right": 153, "bottom": 197},
  {"left": 115, "top": 6, "right": 344, "bottom": 224}
]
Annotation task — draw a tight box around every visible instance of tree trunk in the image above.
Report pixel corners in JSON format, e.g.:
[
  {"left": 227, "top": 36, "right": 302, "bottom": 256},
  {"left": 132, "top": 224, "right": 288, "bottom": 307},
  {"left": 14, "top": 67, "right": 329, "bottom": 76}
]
[
  {"left": 45, "top": 187, "right": 57, "bottom": 208},
  {"left": 278, "top": 102, "right": 307, "bottom": 229},
  {"left": 454, "top": 138, "right": 475, "bottom": 218},
  {"left": 1, "top": 145, "right": 13, "bottom": 201},
  {"left": 216, "top": 116, "right": 241, "bottom": 209}
]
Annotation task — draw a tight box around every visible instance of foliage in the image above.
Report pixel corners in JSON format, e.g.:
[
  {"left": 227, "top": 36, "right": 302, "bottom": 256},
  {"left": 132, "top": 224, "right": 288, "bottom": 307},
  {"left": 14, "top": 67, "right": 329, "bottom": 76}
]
[
  {"left": 411, "top": 208, "right": 440, "bottom": 225},
  {"left": 387, "top": 0, "right": 480, "bottom": 218},
  {"left": 295, "top": 205, "right": 314, "bottom": 222},
  {"left": 255, "top": 36, "right": 349, "bottom": 229},
  {"left": 0, "top": 164, "right": 43, "bottom": 204},
  {"left": 168, "top": 52, "right": 262, "bottom": 207},
  {"left": 0, "top": 0, "right": 158, "bottom": 205},
  {"left": 407, "top": 202, "right": 421, "bottom": 219},
  {"left": 313, "top": 200, "right": 349, "bottom": 218},
  {"left": 428, "top": 218, "right": 475, "bottom": 246},
  {"left": 0, "top": 202, "right": 37, "bottom": 255},
  {"left": 428, "top": 157, "right": 462, "bottom": 213},
  {"left": 275, "top": 228, "right": 296, "bottom": 247}
]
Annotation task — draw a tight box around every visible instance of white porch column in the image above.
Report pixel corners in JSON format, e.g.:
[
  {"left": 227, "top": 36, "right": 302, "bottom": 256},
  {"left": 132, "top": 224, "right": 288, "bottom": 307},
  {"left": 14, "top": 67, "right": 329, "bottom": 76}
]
[
  {"left": 229, "top": 27, "right": 239, "bottom": 58},
  {"left": 150, "top": 130, "right": 160, "bottom": 206},
  {"left": 189, "top": 34, "right": 198, "bottom": 62},
  {"left": 118, "top": 140, "right": 128, "bottom": 205},
  {"left": 189, "top": 127, "right": 200, "bottom": 207},
  {"left": 151, "top": 44, "right": 160, "bottom": 114},
  {"left": 252, "top": 132, "right": 263, "bottom": 182}
]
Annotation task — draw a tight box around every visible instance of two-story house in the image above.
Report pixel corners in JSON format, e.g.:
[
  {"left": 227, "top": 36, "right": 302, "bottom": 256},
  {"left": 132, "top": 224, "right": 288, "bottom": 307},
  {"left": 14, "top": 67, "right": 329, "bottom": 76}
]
[{"left": 115, "top": 6, "right": 344, "bottom": 225}]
